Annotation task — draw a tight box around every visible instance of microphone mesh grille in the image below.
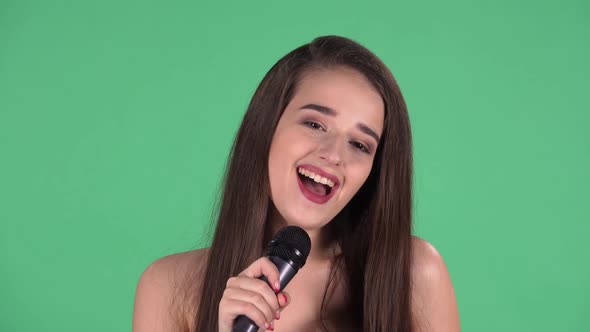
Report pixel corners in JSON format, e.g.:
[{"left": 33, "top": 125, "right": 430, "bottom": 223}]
[{"left": 266, "top": 226, "right": 311, "bottom": 269}]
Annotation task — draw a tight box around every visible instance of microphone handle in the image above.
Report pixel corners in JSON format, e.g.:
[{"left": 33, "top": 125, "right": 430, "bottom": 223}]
[{"left": 231, "top": 256, "right": 298, "bottom": 332}]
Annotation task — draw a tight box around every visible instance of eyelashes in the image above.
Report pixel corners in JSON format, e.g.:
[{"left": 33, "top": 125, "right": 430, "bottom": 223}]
[
  {"left": 304, "top": 121, "right": 324, "bottom": 131},
  {"left": 350, "top": 141, "right": 370, "bottom": 154},
  {"left": 303, "top": 120, "right": 372, "bottom": 154}
]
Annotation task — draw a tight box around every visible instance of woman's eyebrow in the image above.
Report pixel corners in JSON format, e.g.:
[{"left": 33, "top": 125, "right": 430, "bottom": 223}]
[
  {"left": 299, "top": 103, "right": 381, "bottom": 144},
  {"left": 300, "top": 103, "right": 337, "bottom": 116},
  {"left": 358, "top": 123, "right": 380, "bottom": 144}
]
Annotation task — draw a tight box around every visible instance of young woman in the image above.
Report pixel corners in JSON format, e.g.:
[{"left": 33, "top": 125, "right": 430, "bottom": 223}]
[{"left": 132, "top": 35, "right": 460, "bottom": 332}]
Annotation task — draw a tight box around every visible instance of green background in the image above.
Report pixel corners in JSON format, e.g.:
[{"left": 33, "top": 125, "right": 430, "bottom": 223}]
[{"left": 1, "top": 0, "right": 588, "bottom": 331}]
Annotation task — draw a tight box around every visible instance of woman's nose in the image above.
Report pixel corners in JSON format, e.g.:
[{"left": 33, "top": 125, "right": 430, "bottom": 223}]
[{"left": 317, "top": 135, "right": 344, "bottom": 166}]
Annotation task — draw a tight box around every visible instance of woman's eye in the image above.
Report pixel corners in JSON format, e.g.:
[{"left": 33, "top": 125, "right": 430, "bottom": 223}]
[
  {"left": 304, "top": 121, "right": 324, "bottom": 131},
  {"left": 350, "top": 141, "right": 370, "bottom": 154}
]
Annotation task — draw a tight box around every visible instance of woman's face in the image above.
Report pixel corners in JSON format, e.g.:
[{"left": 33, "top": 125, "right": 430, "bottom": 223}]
[{"left": 268, "top": 66, "right": 384, "bottom": 231}]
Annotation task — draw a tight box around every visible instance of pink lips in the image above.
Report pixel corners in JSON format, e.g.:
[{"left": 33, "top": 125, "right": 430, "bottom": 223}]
[{"left": 296, "top": 164, "right": 340, "bottom": 204}]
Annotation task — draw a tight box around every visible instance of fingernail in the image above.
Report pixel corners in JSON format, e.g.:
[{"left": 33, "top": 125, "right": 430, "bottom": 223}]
[
  {"left": 275, "top": 310, "right": 280, "bottom": 319},
  {"left": 270, "top": 321, "right": 275, "bottom": 330},
  {"left": 274, "top": 281, "right": 280, "bottom": 292},
  {"left": 264, "top": 322, "right": 270, "bottom": 329},
  {"left": 282, "top": 293, "right": 288, "bottom": 304}
]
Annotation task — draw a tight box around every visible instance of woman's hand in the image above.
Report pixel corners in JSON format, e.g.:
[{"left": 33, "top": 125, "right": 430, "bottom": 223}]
[{"left": 218, "top": 257, "right": 290, "bottom": 332}]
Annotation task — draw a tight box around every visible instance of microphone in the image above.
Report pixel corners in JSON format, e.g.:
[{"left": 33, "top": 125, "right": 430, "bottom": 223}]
[{"left": 232, "top": 226, "right": 311, "bottom": 332}]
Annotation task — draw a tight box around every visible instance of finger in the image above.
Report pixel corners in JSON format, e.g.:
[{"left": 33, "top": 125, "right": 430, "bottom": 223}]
[
  {"left": 219, "top": 297, "right": 270, "bottom": 330},
  {"left": 277, "top": 291, "right": 290, "bottom": 308},
  {"left": 226, "top": 276, "right": 280, "bottom": 313},
  {"left": 272, "top": 291, "right": 290, "bottom": 322},
  {"left": 222, "top": 287, "right": 275, "bottom": 323},
  {"left": 239, "top": 257, "right": 281, "bottom": 292}
]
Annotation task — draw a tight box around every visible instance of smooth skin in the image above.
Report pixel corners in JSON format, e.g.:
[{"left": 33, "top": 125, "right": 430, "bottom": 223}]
[
  {"left": 132, "top": 67, "right": 460, "bottom": 331},
  {"left": 132, "top": 238, "right": 459, "bottom": 331}
]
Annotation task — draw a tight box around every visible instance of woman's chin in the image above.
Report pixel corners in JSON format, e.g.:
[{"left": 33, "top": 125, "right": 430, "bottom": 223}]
[{"left": 281, "top": 213, "right": 334, "bottom": 232}]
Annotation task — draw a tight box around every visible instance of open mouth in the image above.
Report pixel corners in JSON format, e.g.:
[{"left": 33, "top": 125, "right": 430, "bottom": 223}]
[
  {"left": 298, "top": 172, "right": 333, "bottom": 196},
  {"left": 296, "top": 166, "right": 338, "bottom": 204}
]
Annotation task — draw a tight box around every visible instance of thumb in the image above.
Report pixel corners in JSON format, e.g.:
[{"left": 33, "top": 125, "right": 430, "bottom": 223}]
[{"left": 277, "top": 291, "right": 290, "bottom": 309}]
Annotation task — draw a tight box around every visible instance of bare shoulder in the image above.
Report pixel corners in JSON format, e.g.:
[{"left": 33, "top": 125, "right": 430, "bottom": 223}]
[
  {"left": 139, "top": 248, "right": 209, "bottom": 286},
  {"left": 411, "top": 237, "right": 446, "bottom": 280},
  {"left": 411, "top": 236, "right": 461, "bottom": 331},
  {"left": 132, "top": 248, "right": 210, "bottom": 332}
]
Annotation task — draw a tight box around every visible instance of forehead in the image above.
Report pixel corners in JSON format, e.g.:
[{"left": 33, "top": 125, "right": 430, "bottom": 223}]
[{"left": 290, "top": 66, "right": 385, "bottom": 133}]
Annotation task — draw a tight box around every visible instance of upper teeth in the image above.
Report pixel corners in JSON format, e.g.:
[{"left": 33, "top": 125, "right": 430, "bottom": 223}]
[{"left": 298, "top": 167, "right": 336, "bottom": 187}]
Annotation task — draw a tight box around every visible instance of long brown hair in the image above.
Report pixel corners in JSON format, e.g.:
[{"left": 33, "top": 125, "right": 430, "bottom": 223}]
[{"left": 191, "top": 35, "right": 413, "bottom": 331}]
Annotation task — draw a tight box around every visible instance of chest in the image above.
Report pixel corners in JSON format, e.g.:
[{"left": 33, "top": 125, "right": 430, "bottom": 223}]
[{"left": 271, "top": 263, "right": 358, "bottom": 331}]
